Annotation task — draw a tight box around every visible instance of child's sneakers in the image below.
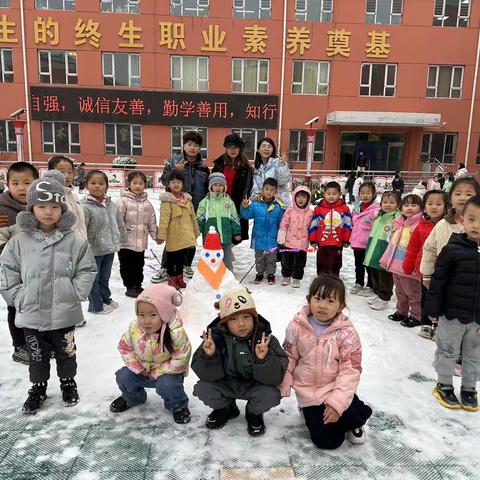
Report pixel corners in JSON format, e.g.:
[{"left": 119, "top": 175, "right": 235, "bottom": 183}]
[
  {"left": 370, "top": 299, "right": 389, "bottom": 311},
  {"left": 110, "top": 396, "right": 131, "bottom": 413},
  {"left": 183, "top": 266, "right": 194, "bottom": 278},
  {"left": 151, "top": 268, "right": 168, "bottom": 284},
  {"left": 282, "top": 277, "right": 291, "bottom": 286},
  {"left": 388, "top": 312, "right": 407, "bottom": 322},
  {"left": 460, "top": 387, "right": 478, "bottom": 411},
  {"left": 418, "top": 325, "right": 434, "bottom": 339},
  {"left": 106, "top": 301, "right": 119, "bottom": 309},
  {"left": 400, "top": 316, "right": 421, "bottom": 328},
  {"left": 267, "top": 275, "right": 275, "bottom": 285},
  {"left": 350, "top": 284, "right": 364, "bottom": 295},
  {"left": 245, "top": 409, "right": 266, "bottom": 436},
  {"left": 12, "top": 346, "right": 29, "bottom": 365},
  {"left": 292, "top": 279, "right": 301, "bottom": 288},
  {"left": 254, "top": 274, "right": 263, "bottom": 284},
  {"left": 173, "top": 406, "right": 191, "bottom": 424},
  {"left": 92, "top": 306, "right": 113, "bottom": 315},
  {"left": 205, "top": 402, "right": 240, "bottom": 429},
  {"left": 346, "top": 426, "right": 367, "bottom": 444},
  {"left": 367, "top": 295, "right": 379, "bottom": 305},
  {"left": 60, "top": 378, "right": 79, "bottom": 407},
  {"left": 432, "top": 383, "right": 461, "bottom": 409},
  {"left": 357, "top": 287, "right": 374, "bottom": 297},
  {"left": 168, "top": 275, "right": 187, "bottom": 289},
  {"left": 22, "top": 383, "right": 47, "bottom": 414}
]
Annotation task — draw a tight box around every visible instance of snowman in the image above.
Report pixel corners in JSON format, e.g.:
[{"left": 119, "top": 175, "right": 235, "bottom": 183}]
[{"left": 180, "top": 226, "right": 240, "bottom": 329}]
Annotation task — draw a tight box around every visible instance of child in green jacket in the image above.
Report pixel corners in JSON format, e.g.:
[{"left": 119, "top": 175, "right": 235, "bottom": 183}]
[
  {"left": 197, "top": 173, "right": 241, "bottom": 271},
  {"left": 363, "top": 191, "right": 400, "bottom": 311}
]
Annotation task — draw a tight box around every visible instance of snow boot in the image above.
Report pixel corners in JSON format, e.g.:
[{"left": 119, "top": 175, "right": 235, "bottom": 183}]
[
  {"left": 254, "top": 274, "right": 263, "bottom": 284},
  {"left": 401, "top": 316, "right": 421, "bottom": 328},
  {"left": 173, "top": 406, "right": 191, "bottom": 424},
  {"left": 388, "top": 311, "right": 407, "bottom": 322},
  {"left": 12, "top": 346, "right": 29, "bottom": 365},
  {"left": 176, "top": 275, "right": 187, "bottom": 289},
  {"left": 205, "top": 402, "right": 240, "bottom": 429},
  {"left": 245, "top": 409, "right": 266, "bottom": 436},
  {"left": 346, "top": 426, "right": 367, "bottom": 445},
  {"left": 60, "top": 378, "right": 79, "bottom": 407},
  {"left": 110, "top": 396, "right": 131, "bottom": 413},
  {"left": 22, "top": 383, "right": 47, "bottom": 414},
  {"left": 432, "top": 383, "right": 461, "bottom": 409},
  {"left": 460, "top": 388, "right": 478, "bottom": 411}
]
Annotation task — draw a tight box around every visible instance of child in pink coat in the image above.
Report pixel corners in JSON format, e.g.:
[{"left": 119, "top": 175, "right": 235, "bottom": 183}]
[
  {"left": 277, "top": 185, "right": 313, "bottom": 288},
  {"left": 280, "top": 274, "right": 372, "bottom": 450}
]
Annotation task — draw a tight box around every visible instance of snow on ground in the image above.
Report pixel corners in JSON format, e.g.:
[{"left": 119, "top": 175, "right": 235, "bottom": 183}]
[{"left": 0, "top": 189, "right": 479, "bottom": 479}]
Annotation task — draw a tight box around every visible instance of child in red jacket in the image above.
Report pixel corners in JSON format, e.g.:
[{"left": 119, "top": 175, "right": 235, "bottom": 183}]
[
  {"left": 403, "top": 190, "right": 448, "bottom": 339},
  {"left": 308, "top": 182, "right": 352, "bottom": 276}
]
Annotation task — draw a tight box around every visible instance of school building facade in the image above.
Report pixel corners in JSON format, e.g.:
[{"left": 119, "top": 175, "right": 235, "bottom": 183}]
[{"left": 0, "top": 0, "right": 480, "bottom": 174}]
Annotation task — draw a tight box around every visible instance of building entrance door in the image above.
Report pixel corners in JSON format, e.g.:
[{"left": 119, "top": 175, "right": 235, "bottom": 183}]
[{"left": 339, "top": 132, "right": 405, "bottom": 171}]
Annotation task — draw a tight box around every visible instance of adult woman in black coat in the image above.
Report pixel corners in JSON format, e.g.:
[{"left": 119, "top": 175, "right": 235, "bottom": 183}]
[{"left": 212, "top": 134, "right": 253, "bottom": 240}]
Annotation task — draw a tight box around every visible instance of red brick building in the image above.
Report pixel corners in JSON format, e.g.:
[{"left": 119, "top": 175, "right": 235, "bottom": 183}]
[{"left": 0, "top": 0, "right": 479, "bottom": 174}]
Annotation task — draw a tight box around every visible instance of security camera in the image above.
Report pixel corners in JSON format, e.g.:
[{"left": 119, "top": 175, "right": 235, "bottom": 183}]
[
  {"left": 305, "top": 116, "right": 319, "bottom": 126},
  {"left": 9, "top": 108, "right": 25, "bottom": 118}
]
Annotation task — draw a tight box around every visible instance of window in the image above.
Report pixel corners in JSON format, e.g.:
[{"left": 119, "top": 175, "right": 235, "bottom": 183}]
[
  {"left": 365, "top": 0, "right": 403, "bottom": 24},
  {"left": 170, "top": 0, "right": 209, "bottom": 16},
  {"left": 426, "top": 65, "right": 463, "bottom": 98},
  {"left": 0, "top": 0, "right": 11, "bottom": 7},
  {"left": 102, "top": 53, "right": 140, "bottom": 87},
  {"left": 0, "top": 49, "right": 13, "bottom": 83},
  {"left": 295, "top": 0, "right": 333, "bottom": 22},
  {"left": 360, "top": 63, "right": 396, "bottom": 96},
  {"left": 232, "top": 58, "right": 269, "bottom": 93},
  {"left": 233, "top": 0, "right": 271, "bottom": 19},
  {"left": 231, "top": 128, "right": 267, "bottom": 160},
  {"left": 35, "top": 0, "right": 75, "bottom": 10},
  {"left": 39, "top": 50, "right": 77, "bottom": 84},
  {"left": 171, "top": 126, "right": 208, "bottom": 157},
  {"left": 101, "top": 0, "right": 139, "bottom": 13},
  {"left": 420, "top": 133, "right": 457, "bottom": 164},
  {"left": 171, "top": 56, "right": 208, "bottom": 91},
  {"left": 0, "top": 120, "right": 16, "bottom": 152},
  {"left": 105, "top": 124, "right": 142, "bottom": 156},
  {"left": 292, "top": 61, "right": 329, "bottom": 95},
  {"left": 289, "top": 130, "right": 325, "bottom": 163},
  {"left": 42, "top": 122, "right": 80, "bottom": 154},
  {"left": 433, "top": 0, "right": 470, "bottom": 27}
]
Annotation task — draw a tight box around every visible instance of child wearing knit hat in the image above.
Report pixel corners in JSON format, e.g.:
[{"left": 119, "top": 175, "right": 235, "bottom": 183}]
[
  {"left": 196, "top": 172, "right": 242, "bottom": 271},
  {"left": 191, "top": 288, "right": 288, "bottom": 436},
  {"left": 0, "top": 170, "right": 97, "bottom": 414},
  {"left": 110, "top": 284, "right": 192, "bottom": 424}
]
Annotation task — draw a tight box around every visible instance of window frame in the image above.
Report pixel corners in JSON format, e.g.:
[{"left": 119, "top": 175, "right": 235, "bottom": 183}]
[
  {"left": 0, "top": 0, "right": 12, "bottom": 8},
  {"left": 100, "top": 0, "right": 140, "bottom": 13},
  {"left": 291, "top": 60, "right": 330, "bottom": 95},
  {"left": 420, "top": 132, "right": 457, "bottom": 164},
  {"left": 102, "top": 52, "right": 140, "bottom": 87},
  {"left": 42, "top": 121, "right": 80, "bottom": 154},
  {"left": 233, "top": 0, "right": 271, "bottom": 20},
  {"left": 170, "top": 55, "right": 209, "bottom": 91},
  {"left": 35, "top": 0, "right": 75, "bottom": 10},
  {"left": 170, "top": 0, "right": 209, "bottom": 16},
  {"left": 0, "top": 120, "right": 16, "bottom": 152},
  {"left": 426, "top": 65, "right": 464, "bottom": 99},
  {"left": 104, "top": 123, "right": 142, "bottom": 156},
  {"left": 295, "top": 0, "right": 333, "bottom": 22},
  {"left": 38, "top": 50, "right": 78, "bottom": 85},
  {"left": 433, "top": 0, "right": 470, "bottom": 28},
  {"left": 365, "top": 0, "right": 403, "bottom": 25},
  {"left": 232, "top": 57, "right": 269, "bottom": 94},
  {"left": 360, "top": 62, "right": 397, "bottom": 97},
  {"left": 0, "top": 48, "right": 13, "bottom": 83},
  {"left": 171, "top": 126, "right": 208, "bottom": 158},
  {"left": 289, "top": 129, "right": 325, "bottom": 163}
]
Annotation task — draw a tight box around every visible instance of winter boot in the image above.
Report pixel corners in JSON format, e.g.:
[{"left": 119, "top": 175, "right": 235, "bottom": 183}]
[
  {"left": 245, "top": 409, "right": 266, "bottom": 436},
  {"left": 267, "top": 275, "right": 275, "bottom": 285},
  {"left": 12, "top": 346, "right": 29, "bottom": 365},
  {"left": 176, "top": 275, "right": 187, "bottom": 289},
  {"left": 173, "top": 406, "right": 191, "bottom": 424},
  {"left": 254, "top": 274, "right": 263, "bottom": 284},
  {"left": 460, "top": 387, "right": 478, "bottom": 411},
  {"left": 22, "top": 383, "right": 47, "bottom": 414},
  {"left": 110, "top": 396, "right": 131, "bottom": 413},
  {"left": 401, "top": 316, "right": 421, "bottom": 328},
  {"left": 346, "top": 426, "right": 367, "bottom": 445},
  {"left": 205, "top": 402, "right": 240, "bottom": 429},
  {"left": 125, "top": 287, "right": 140, "bottom": 298},
  {"left": 60, "top": 378, "right": 79, "bottom": 407},
  {"left": 432, "top": 383, "right": 461, "bottom": 409},
  {"left": 388, "top": 312, "right": 407, "bottom": 322},
  {"left": 281, "top": 277, "right": 291, "bottom": 286}
]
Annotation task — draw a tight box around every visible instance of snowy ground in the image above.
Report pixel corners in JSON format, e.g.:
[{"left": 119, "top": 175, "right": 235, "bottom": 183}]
[{"left": 0, "top": 189, "right": 479, "bottom": 480}]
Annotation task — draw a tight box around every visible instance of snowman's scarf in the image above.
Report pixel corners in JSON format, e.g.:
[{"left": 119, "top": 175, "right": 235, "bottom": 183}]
[{"left": 197, "top": 258, "right": 227, "bottom": 290}]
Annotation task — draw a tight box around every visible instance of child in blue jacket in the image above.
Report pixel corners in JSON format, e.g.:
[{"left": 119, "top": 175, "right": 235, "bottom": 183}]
[{"left": 241, "top": 178, "right": 285, "bottom": 284}]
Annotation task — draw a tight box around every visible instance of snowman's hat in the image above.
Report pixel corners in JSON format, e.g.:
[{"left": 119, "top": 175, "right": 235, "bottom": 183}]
[{"left": 204, "top": 226, "right": 222, "bottom": 250}]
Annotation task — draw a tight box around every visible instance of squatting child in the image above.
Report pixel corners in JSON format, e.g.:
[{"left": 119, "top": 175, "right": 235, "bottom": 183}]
[
  {"left": 192, "top": 288, "right": 288, "bottom": 436},
  {"left": 110, "top": 284, "right": 192, "bottom": 423},
  {"left": 0, "top": 171, "right": 96, "bottom": 414},
  {"left": 280, "top": 274, "right": 372, "bottom": 449}
]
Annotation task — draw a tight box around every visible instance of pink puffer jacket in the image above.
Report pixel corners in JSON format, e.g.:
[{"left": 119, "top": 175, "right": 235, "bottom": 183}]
[
  {"left": 116, "top": 189, "right": 157, "bottom": 252},
  {"left": 350, "top": 202, "right": 381, "bottom": 249},
  {"left": 280, "top": 306, "right": 363, "bottom": 416},
  {"left": 277, "top": 185, "right": 313, "bottom": 251}
]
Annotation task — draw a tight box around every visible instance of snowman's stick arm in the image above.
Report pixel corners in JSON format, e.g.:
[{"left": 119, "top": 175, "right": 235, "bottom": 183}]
[
  {"left": 150, "top": 248, "right": 162, "bottom": 266},
  {"left": 239, "top": 247, "right": 278, "bottom": 284}
]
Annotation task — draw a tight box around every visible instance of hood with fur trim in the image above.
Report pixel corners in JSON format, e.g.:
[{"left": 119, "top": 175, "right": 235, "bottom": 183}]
[{"left": 16, "top": 210, "right": 76, "bottom": 234}]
